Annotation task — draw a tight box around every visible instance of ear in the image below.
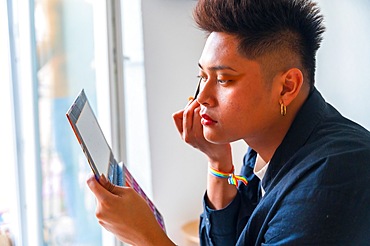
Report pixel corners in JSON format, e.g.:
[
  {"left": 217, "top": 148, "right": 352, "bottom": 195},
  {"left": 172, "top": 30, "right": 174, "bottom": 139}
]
[{"left": 279, "top": 68, "right": 304, "bottom": 106}]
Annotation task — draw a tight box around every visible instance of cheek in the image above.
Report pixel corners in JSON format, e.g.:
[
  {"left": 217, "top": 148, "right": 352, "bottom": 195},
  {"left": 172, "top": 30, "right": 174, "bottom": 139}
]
[
  {"left": 218, "top": 94, "right": 239, "bottom": 121},
  {"left": 219, "top": 90, "right": 250, "bottom": 115},
  {"left": 220, "top": 97, "right": 249, "bottom": 128},
  {"left": 220, "top": 90, "right": 267, "bottom": 130}
]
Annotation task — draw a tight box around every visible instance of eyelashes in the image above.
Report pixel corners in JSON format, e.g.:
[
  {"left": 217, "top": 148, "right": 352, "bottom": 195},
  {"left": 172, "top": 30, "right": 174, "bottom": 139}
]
[{"left": 197, "top": 75, "right": 231, "bottom": 84}]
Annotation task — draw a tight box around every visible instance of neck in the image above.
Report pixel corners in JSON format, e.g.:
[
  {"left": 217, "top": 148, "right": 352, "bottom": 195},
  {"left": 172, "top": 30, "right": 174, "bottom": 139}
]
[{"left": 246, "top": 90, "right": 309, "bottom": 162}]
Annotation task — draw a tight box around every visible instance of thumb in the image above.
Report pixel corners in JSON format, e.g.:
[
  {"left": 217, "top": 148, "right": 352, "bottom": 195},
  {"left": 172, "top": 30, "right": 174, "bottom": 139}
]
[
  {"left": 172, "top": 109, "right": 184, "bottom": 135},
  {"left": 98, "top": 174, "right": 120, "bottom": 194},
  {"left": 87, "top": 174, "right": 111, "bottom": 201},
  {"left": 87, "top": 174, "right": 121, "bottom": 201}
]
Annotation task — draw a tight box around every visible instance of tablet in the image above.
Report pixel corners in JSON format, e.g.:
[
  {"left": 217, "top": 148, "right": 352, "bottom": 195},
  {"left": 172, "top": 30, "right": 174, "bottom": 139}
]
[
  {"left": 66, "top": 89, "right": 166, "bottom": 231},
  {"left": 66, "top": 89, "right": 116, "bottom": 182}
]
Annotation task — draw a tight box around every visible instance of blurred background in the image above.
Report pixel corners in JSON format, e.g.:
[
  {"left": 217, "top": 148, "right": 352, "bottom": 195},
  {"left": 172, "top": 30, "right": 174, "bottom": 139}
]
[{"left": 0, "top": 0, "right": 369, "bottom": 245}]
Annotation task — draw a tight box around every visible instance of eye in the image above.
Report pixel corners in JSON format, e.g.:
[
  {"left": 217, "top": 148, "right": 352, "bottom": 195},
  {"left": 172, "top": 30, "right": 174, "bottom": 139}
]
[{"left": 217, "top": 79, "right": 231, "bottom": 84}]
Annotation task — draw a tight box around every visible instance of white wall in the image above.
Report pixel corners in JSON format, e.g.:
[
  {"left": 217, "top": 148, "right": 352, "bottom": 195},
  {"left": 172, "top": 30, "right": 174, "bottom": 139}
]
[
  {"left": 316, "top": 0, "right": 370, "bottom": 130},
  {"left": 141, "top": 0, "right": 207, "bottom": 244},
  {"left": 141, "top": 0, "right": 250, "bottom": 243},
  {"left": 140, "top": 0, "right": 370, "bottom": 244}
]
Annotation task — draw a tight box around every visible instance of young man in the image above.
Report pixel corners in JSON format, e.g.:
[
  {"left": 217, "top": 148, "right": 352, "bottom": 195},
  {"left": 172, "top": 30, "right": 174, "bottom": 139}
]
[{"left": 88, "top": 0, "right": 370, "bottom": 245}]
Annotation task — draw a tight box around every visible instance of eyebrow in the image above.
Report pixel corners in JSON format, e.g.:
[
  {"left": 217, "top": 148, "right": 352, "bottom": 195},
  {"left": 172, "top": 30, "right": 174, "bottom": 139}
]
[{"left": 198, "top": 63, "right": 237, "bottom": 72}]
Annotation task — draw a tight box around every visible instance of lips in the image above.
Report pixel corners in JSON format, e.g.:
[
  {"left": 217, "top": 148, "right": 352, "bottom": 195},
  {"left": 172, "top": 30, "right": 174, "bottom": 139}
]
[{"left": 201, "top": 113, "right": 217, "bottom": 126}]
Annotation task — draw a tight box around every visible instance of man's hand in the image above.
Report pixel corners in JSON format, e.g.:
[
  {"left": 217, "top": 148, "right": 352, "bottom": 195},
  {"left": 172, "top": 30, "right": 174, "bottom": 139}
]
[
  {"left": 87, "top": 175, "right": 175, "bottom": 246},
  {"left": 172, "top": 99, "right": 232, "bottom": 167},
  {"left": 173, "top": 99, "right": 237, "bottom": 209}
]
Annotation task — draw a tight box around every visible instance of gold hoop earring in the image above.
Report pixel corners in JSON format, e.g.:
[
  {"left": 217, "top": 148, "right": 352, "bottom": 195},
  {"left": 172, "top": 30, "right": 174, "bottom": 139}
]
[{"left": 280, "top": 103, "right": 287, "bottom": 116}]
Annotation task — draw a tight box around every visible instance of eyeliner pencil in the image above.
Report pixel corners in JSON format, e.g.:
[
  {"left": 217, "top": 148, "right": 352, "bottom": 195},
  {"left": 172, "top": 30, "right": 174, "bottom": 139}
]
[{"left": 194, "top": 77, "right": 202, "bottom": 99}]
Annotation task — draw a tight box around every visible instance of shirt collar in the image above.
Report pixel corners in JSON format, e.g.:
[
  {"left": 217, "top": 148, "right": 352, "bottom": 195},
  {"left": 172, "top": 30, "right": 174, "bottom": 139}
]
[
  {"left": 253, "top": 154, "right": 269, "bottom": 197},
  {"left": 253, "top": 154, "right": 269, "bottom": 180}
]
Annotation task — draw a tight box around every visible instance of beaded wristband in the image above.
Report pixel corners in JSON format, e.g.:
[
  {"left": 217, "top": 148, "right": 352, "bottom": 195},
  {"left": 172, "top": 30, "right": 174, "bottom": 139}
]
[{"left": 209, "top": 165, "right": 248, "bottom": 187}]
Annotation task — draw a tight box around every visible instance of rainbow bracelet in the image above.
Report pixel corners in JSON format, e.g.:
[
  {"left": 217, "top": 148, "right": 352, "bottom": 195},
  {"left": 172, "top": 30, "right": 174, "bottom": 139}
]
[{"left": 209, "top": 165, "right": 248, "bottom": 187}]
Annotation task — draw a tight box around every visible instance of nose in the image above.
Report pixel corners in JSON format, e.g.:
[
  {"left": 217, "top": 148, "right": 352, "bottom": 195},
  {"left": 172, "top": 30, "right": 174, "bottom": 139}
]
[{"left": 196, "top": 78, "right": 215, "bottom": 107}]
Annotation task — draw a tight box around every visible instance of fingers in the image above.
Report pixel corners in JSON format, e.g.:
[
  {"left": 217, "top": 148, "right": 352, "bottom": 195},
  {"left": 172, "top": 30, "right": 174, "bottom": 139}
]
[
  {"left": 192, "top": 106, "right": 203, "bottom": 136},
  {"left": 182, "top": 99, "right": 201, "bottom": 142},
  {"left": 87, "top": 174, "right": 109, "bottom": 200},
  {"left": 87, "top": 174, "right": 120, "bottom": 201},
  {"left": 99, "top": 174, "right": 117, "bottom": 193},
  {"left": 172, "top": 98, "right": 200, "bottom": 138}
]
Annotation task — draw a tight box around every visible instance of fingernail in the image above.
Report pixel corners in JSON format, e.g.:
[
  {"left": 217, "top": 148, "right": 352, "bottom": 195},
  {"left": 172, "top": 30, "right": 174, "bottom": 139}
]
[
  {"left": 186, "top": 97, "right": 194, "bottom": 107},
  {"left": 100, "top": 174, "right": 108, "bottom": 184}
]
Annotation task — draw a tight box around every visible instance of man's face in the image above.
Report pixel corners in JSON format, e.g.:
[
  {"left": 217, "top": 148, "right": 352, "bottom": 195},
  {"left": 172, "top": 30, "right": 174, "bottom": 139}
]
[{"left": 197, "top": 32, "right": 283, "bottom": 145}]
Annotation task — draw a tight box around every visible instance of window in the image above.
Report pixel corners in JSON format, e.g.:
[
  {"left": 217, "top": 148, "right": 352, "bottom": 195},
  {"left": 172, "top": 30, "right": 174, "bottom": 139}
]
[
  {"left": 34, "top": 0, "right": 102, "bottom": 244},
  {"left": 2, "top": 0, "right": 121, "bottom": 244},
  {"left": 0, "top": 0, "right": 20, "bottom": 243}
]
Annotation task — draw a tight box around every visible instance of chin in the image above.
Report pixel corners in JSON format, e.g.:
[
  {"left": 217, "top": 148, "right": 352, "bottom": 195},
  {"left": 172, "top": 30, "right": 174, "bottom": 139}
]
[
  {"left": 204, "top": 133, "right": 229, "bottom": 145},
  {"left": 204, "top": 130, "right": 240, "bottom": 144}
]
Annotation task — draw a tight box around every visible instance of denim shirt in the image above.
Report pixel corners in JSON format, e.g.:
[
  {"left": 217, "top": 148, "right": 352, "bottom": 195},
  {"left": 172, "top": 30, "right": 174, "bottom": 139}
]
[{"left": 200, "top": 88, "right": 370, "bottom": 246}]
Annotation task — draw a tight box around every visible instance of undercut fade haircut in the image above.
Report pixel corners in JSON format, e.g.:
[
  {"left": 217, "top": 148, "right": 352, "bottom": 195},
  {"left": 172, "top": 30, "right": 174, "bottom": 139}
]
[{"left": 193, "top": 0, "right": 325, "bottom": 88}]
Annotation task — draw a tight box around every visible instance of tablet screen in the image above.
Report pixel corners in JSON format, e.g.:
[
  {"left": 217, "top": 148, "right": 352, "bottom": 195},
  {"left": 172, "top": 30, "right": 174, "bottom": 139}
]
[
  {"left": 66, "top": 90, "right": 113, "bottom": 178},
  {"left": 76, "top": 100, "right": 111, "bottom": 176}
]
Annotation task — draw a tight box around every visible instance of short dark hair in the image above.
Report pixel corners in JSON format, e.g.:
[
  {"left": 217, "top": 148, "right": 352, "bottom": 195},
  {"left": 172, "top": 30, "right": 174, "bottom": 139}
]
[{"left": 193, "top": 0, "right": 325, "bottom": 88}]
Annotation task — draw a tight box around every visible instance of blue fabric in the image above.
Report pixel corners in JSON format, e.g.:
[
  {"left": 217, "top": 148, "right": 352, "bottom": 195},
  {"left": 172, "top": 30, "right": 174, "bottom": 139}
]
[{"left": 200, "top": 88, "right": 370, "bottom": 245}]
